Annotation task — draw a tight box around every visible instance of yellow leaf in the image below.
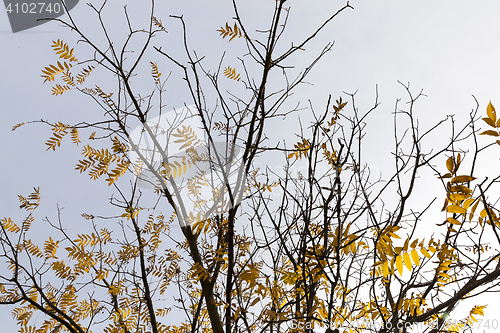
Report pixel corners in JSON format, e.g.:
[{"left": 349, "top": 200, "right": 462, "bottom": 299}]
[
  {"left": 318, "top": 304, "right": 328, "bottom": 320},
  {"left": 418, "top": 239, "right": 425, "bottom": 248},
  {"left": 471, "top": 305, "right": 487, "bottom": 316},
  {"left": 250, "top": 297, "right": 260, "bottom": 306},
  {"left": 1, "top": 217, "right": 20, "bottom": 233},
  {"left": 382, "top": 261, "right": 390, "bottom": 277},
  {"left": 411, "top": 249, "right": 420, "bottom": 266},
  {"left": 470, "top": 305, "right": 486, "bottom": 316},
  {"left": 480, "top": 209, "right": 488, "bottom": 218},
  {"left": 403, "top": 252, "right": 412, "bottom": 271},
  {"left": 439, "top": 271, "right": 451, "bottom": 279},
  {"left": 396, "top": 255, "right": 403, "bottom": 276},
  {"left": 447, "top": 205, "right": 466, "bottom": 216},
  {"left": 403, "top": 238, "right": 410, "bottom": 252},
  {"left": 446, "top": 156, "right": 454, "bottom": 173},
  {"left": 470, "top": 200, "right": 480, "bottom": 217},
  {"left": 388, "top": 232, "right": 401, "bottom": 239},
  {"left": 480, "top": 130, "right": 499, "bottom": 136},
  {"left": 487, "top": 101, "right": 496, "bottom": 122},
  {"left": 482, "top": 117, "right": 496, "bottom": 128},
  {"left": 438, "top": 173, "right": 452, "bottom": 179},
  {"left": 451, "top": 175, "right": 476, "bottom": 183},
  {"left": 447, "top": 217, "right": 462, "bottom": 225},
  {"left": 449, "top": 192, "right": 471, "bottom": 202},
  {"left": 463, "top": 198, "right": 476, "bottom": 211}
]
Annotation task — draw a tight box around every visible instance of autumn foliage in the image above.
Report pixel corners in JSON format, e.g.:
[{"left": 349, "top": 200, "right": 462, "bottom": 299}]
[{"left": 3, "top": 1, "right": 500, "bottom": 333}]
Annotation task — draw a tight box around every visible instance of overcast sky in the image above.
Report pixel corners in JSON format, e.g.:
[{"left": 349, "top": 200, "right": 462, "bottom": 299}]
[{"left": 2, "top": 0, "right": 500, "bottom": 330}]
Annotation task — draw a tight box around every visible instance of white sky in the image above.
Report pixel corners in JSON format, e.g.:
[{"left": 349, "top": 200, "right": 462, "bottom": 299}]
[{"left": 2, "top": 0, "right": 500, "bottom": 331}]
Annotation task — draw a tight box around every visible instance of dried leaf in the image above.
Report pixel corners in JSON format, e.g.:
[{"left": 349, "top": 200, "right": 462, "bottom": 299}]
[
  {"left": 411, "top": 249, "right": 420, "bottom": 266},
  {"left": 447, "top": 217, "right": 462, "bottom": 225},
  {"left": 447, "top": 205, "right": 466, "bottom": 216},
  {"left": 446, "top": 156, "right": 454, "bottom": 173},
  {"left": 479, "top": 130, "right": 499, "bottom": 137},
  {"left": 396, "top": 255, "right": 403, "bottom": 276},
  {"left": 451, "top": 175, "right": 476, "bottom": 183},
  {"left": 403, "top": 252, "right": 412, "bottom": 271},
  {"left": 487, "top": 101, "right": 496, "bottom": 123}
]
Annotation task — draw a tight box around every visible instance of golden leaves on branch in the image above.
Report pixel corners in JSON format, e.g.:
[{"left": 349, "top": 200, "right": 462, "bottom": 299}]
[
  {"left": 217, "top": 22, "right": 244, "bottom": 41},
  {"left": 52, "top": 39, "right": 78, "bottom": 62},
  {"left": 323, "top": 97, "right": 347, "bottom": 131},
  {"left": 12, "top": 307, "right": 34, "bottom": 327},
  {"left": 1, "top": 189, "right": 40, "bottom": 247},
  {"left": 437, "top": 153, "right": 486, "bottom": 230},
  {"left": 213, "top": 121, "right": 230, "bottom": 132},
  {"left": 18, "top": 187, "right": 40, "bottom": 211},
  {"left": 1, "top": 190, "right": 180, "bottom": 333},
  {"left": 478, "top": 206, "right": 500, "bottom": 228},
  {"left": 480, "top": 101, "right": 500, "bottom": 141},
  {"left": 76, "top": 66, "right": 94, "bottom": 85},
  {"left": 46, "top": 122, "right": 80, "bottom": 150},
  {"left": 51, "top": 260, "right": 74, "bottom": 280},
  {"left": 192, "top": 218, "right": 214, "bottom": 237},
  {"left": 41, "top": 39, "right": 96, "bottom": 96},
  {"left": 11, "top": 122, "right": 25, "bottom": 131},
  {"left": 61, "top": 70, "right": 75, "bottom": 87},
  {"left": 253, "top": 180, "right": 280, "bottom": 193},
  {"left": 111, "top": 136, "right": 129, "bottom": 154},
  {"left": 106, "top": 160, "right": 130, "bottom": 185},
  {"left": 373, "top": 224, "right": 438, "bottom": 278},
  {"left": 287, "top": 138, "right": 310, "bottom": 160},
  {"left": 152, "top": 16, "right": 167, "bottom": 32},
  {"left": 439, "top": 154, "right": 463, "bottom": 179},
  {"left": 74, "top": 232, "right": 108, "bottom": 247},
  {"left": 41, "top": 61, "right": 72, "bottom": 83},
  {"left": 162, "top": 157, "right": 192, "bottom": 180},
  {"left": 223, "top": 66, "right": 241, "bottom": 81},
  {"left": 150, "top": 62, "right": 162, "bottom": 85},
  {"left": 24, "top": 239, "right": 43, "bottom": 258},
  {"left": 51, "top": 84, "right": 72, "bottom": 96},
  {"left": 70, "top": 127, "right": 81, "bottom": 145},
  {"left": 95, "top": 86, "right": 116, "bottom": 109},
  {"left": 121, "top": 206, "right": 140, "bottom": 220},
  {"left": 173, "top": 125, "right": 202, "bottom": 150},
  {"left": 190, "top": 262, "right": 209, "bottom": 282},
  {"left": 155, "top": 125, "right": 205, "bottom": 181},
  {"left": 76, "top": 140, "right": 131, "bottom": 185},
  {"left": 321, "top": 143, "right": 339, "bottom": 168},
  {"left": 330, "top": 97, "right": 347, "bottom": 126},
  {"left": 43, "top": 237, "right": 59, "bottom": 259},
  {"left": 328, "top": 222, "right": 369, "bottom": 259},
  {"left": 239, "top": 264, "right": 261, "bottom": 289},
  {"left": 1, "top": 217, "right": 20, "bottom": 233}
]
